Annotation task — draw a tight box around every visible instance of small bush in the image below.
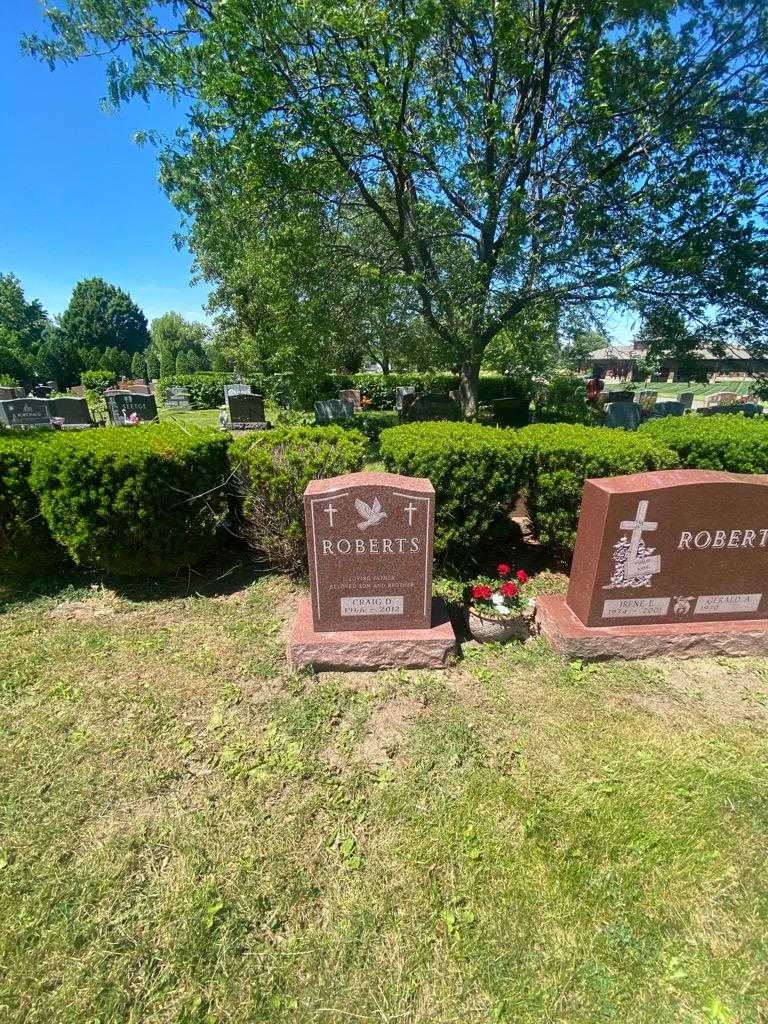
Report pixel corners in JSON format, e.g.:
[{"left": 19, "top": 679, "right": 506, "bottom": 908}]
[
  {"left": 350, "top": 411, "right": 400, "bottom": 449},
  {"left": 156, "top": 373, "right": 263, "bottom": 410},
  {"left": 534, "top": 372, "right": 601, "bottom": 425},
  {"left": 0, "top": 431, "right": 64, "bottom": 580},
  {"left": 379, "top": 421, "right": 526, "bottom": 560},
  {"left": 640, "top": 414, "right": 768, "bottom": 472},
  {"left": 517, "top": 423, "right": 678, "bottom": 556},
  {"left": 80, "top": 370, "right": 116, "bottom": 394},
  {"left": 30, "top": 425, "right": 231, "bottom": 576},
  {"left": 233, "top": 425, "right": 368, "bottom": 570}
]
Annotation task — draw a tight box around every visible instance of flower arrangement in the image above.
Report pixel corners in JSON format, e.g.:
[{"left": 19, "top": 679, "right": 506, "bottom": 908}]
[{"left": 468, "top": 563, "right": 531, "bottom": 618}]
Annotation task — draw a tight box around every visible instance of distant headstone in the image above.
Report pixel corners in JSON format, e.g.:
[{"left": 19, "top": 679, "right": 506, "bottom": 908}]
[
  {"left": 706, "top": 391, "right": 739, "bottom": 407},
  {"left": 106, "top": 391, "right": 158, "bottom": 425},
  {"left": 119, "top": 379, "right": 151, "bottom": 394},
  {"left": 635, "top": 390, "right": 658, "bottom": 416},
  {"left": 678, "top": 392, "right": 695, "bottom": 410},
  {"left": 164, "top": 386, "right": 193, "bottom": 411},
  {"left": 604, "top": 401, "right": 641, "bottom": 430},
  {"left": 0, "top": 386, "right": 24, "bottom": 401},
  {"left": 339, "top": 389, "right": 362, "bottom": 412},
  {"left": 31, "top": 384, "right": 53, "bottom": 399},
  {"left": 493, "top": 396, "right": 530, "bottom": 428},
  {"left": 402, "top": 393, "right": 461, "bottom": 422},
  {"left": 0, "top": 398, "right": 52, "bottom": 430},
  {"left": 536, "top": 469, "right": 768, "bottom": 658},
  {"left": 606, "top": 389, "right": 635, "bottom": 403},
  {"left": 226, "top": 392, "right": 269, "bottom": 430},
  {"left": 700, "top": 403, "right": 763, "bottom": 418},
  {"left": 650, "top": 400, "right": 685, "bottom": 418},
  {"left": 315, "top": 398, "right": 354, "bottom": 425},
  {"left": 395, "top": 386, "right": 416, "bottom": 411},
  {"left": 48, "top": 396, "right": 94, "bottom": 429},
  {"left": 224, "top": 383, "right": 252, "bottom": 399},
  {"left": 69, "top": 385, "right": 87, "bottom": 398}
]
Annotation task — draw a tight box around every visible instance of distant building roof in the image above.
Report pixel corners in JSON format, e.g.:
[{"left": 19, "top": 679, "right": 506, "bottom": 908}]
[
  {"left": 589, "top": 345, "right": 756, "bottom": 362},
  {"left": 589, "top": 347, "right": 635, "bottom": 361}
]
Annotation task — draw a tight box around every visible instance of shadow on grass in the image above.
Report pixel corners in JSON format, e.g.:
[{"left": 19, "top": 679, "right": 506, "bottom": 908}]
[{"left": 0, "top": 542, "right": 290, "bottom": 613}]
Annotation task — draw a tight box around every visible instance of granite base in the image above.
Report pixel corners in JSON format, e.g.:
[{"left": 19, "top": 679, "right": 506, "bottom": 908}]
[
  {"left": 536, "top": 594, "right": 768, "bottom": 660},
  {"left": 289, "top": 597, "right": 458, "bottom": 671}
]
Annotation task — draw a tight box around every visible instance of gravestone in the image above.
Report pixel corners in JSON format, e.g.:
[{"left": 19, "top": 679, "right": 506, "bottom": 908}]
[
  {"left": 339, "top": 388, "right": 362, "bottom": 411},
  {"left": 536, "top": 469, "right": 768, "bottom": 658},
  {"left": 31, "top": 384, "right": 54, "bottom": 399},
  {"left": 70, "top": 385, "right": 87, "bottom": 398},
  {"left": 700, "top": 403, "right": 763, "bottom": 418},
  {"left": 606, "top": 389, "right": 635, "bottom": 403},
  {"left": 635, "top": 390, "right": 658, "bottom": 416},
  {"left": 106, "top": 391, "right": 158, "bottom": 425},
  {"left": 315, "top": 398, "right": 354, "bottom": 425},
  {"left": 402, "top": 393, "right": 461, "bottom": 422},
  {"left": 650, "top": 400, "right": 685, "bottom": 418},
  {"left": 289, "top": 471, "right": 456, "bottom": 670},
  {"left": 48, "top": 396, "right": 94, "bottom": 429},
  {"left": 395, "top": 386, "right": 416, "bottom": 411},
  {"left": 677, "top": 392, "right": 694, "bottom": 410},
  {"left": 226, "top": 392, "right": 270, "bottom": 430},
  {"left": 0, "top": 386, "right": 24, "bottom": 401},
  {"left": 493, "top": 396, "right": 531, "bottom": 428},
  {"left": 224, "top": 383, "right": 252, "bottom": 399},
  {"left": 706, "top": 391, "right": 739, "bottom": 407},
  {"left": 0, "top": 398, "right": 52, "bottom": 429},
  {"left": 604, "top": 401, "right": 641, "bottom": 430},
  {"left": 164, "top": 386, "right": 192, "bottom": 411}
]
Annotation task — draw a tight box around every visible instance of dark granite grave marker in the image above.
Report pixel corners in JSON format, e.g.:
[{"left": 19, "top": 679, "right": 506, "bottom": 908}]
[
  {"left": 395, "top": 386, "right": 415, "bottom": 411},
  {"left": 164, "top": 386, "right": 192, "bottom": 410},
  {"left": 224, "top": 383, "right": 252, "bottom": 399},
  {"left": 48, "top": 396, "right": 94, "bottom": 428},
  {"left": 226, "top": 392, "right": 269, "bottom": 429},
  {"left": 0, "top": 398, "right": 51, "bottom": 429},
  {"left": 106, "top": 391, "right": 158, "bottom": 424},
  {"left": 289, "top": 471, "right": 456, "bottom": 669},
  {"left": 402, "top": 393, "right": 461, "bottom": 422},
  {"left": 604, "top": 401, "right": 641, "bottom": 430},
  {"left": 537, "top": 469, "right": 768, "bottom": 658},
  {"left": 650, "top": 400, "right": 685, "bottom": 418}
]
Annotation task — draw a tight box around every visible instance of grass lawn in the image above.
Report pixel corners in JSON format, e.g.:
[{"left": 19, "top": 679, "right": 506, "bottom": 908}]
[
  {"left": 158, "top": 407, "right": 222, "bottom": 430},
  {"left": 1, "top": 565, "right": 767, "bottom": 1023},
  {"left": 604, "top": 380, "right": 756, "bottom": 401}
]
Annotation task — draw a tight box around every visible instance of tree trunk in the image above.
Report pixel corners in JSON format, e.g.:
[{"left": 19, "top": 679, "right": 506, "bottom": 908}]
[
  {"left": 379, "top": 354, "right": 391, "bottom": 375},
  {"left": 458, "top": 357, "right": 480, "bottom": 419}
]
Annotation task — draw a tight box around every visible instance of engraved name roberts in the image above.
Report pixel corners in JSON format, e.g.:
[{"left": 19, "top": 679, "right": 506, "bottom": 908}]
[{"left": 677, "top": 528, "right": 768, "bottom": 549}]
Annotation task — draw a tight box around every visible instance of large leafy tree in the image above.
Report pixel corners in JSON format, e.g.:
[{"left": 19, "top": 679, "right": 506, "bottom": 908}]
[
  {"left": 59, "top": 278, "right": 150, "bottom": 356},
  {"left": 149, "top": 311, "right": 210, "bottom": 377},
  {"left": 26, "top": 0, "right": 768, "bottom": 414}
]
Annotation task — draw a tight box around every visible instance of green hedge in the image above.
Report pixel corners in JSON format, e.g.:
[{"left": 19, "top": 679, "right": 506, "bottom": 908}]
[
  {"left": 350, "top": 410, "right": 401, "bottom": 447},
  {"left": 0, "top": 431, "right": 64, "bottom": 579},
  {"left": 232, "top": 425, "right": 368, "bottom": 570},
  {"left": 517, "top": 424, "right": 678, "bottom": 555},
  {"left": 156, "top": 373, "right": 264, "bottom": 410},
  {"left": 379, "top": 421, "right": 526, "bottom": 560},
  {"left": 640, "top": 414, "right": 768, "bottom": 472},
  {"left": 30, "top": 425, "right": 231, "bottom": 576}
]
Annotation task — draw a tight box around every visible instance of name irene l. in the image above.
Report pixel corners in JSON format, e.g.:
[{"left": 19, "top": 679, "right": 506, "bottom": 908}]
[
  {"left": 321, "top": 537, "right": 420, "bottom": 555},
  {"left": 678, "top": 528, "right": 768, "bottom": 550}
]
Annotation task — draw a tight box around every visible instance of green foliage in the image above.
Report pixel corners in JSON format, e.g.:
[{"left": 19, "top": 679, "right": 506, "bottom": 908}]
[
  {"left": 379, "top": 421, "right": 526, "bottom": 561},
  {"left": 59, "top": 278, "right": 150, "bottom": 356},
  {"left": 349, "top": 411, "right": 400, "bottom": 448},
  {"left": 29, "top": 425, "right": 231, "bottom": 576},
  {"left": 233, "top": 425, "right": 368, "bottom": 570},
  {"left": 149, "top": 312, "right": 210, "bottom": 381},
  {"left": 80, "top": 370, "right": 115, "bottom": 395},
  {"left": 156, "top": 373, "right": 262, "bottom": 409},
  {"left": 640, "top": 414, "right": 768, "bottom": 473},
  {"left": 0, "top": 431, "right": 64, "bottom": 579},
  {"left": 535, "top": 372, "right": 601, "bottom": 426},
  {"left": 517, "top": 424, "right": 678, "bottom": 555},
  {"left": 31, "top": 0, "right": 768, "bottom": 414}
]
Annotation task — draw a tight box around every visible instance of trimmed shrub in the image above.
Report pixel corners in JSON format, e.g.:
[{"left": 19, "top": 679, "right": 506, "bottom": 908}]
[
  {"left": 30, "top": 425, "right": 230, "bottom": 576},
  {"left": 350, "top": 410, "right": 400, "bottom": 449},
  {"left": 379, "top": 421, "right": 526, "bottom": 560},
  {"left": 517, "top": 423, "right": 678, "bottom": 556},
  {"left": 156, "top": 373, "right": 264, "bottom": 410},
  {"left": 640, "top": 414, "right": 768, "bottom": 472},
  {"left": 534, "top": 372, "right": 601, "bottom": 426},
  {"left": 0, "top": 430, "right": 64, "bottom": 580},
  {"left": 232, "top": 425, "right": 368, "bottom": 570}
]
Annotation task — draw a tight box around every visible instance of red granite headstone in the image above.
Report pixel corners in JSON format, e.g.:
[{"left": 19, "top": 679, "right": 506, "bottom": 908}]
[
  {"left": 304, "top": 471, "right": 434, "bottom": 632},
  {"left": 568, "top": 469, "right": 768, "bottom": 627}
]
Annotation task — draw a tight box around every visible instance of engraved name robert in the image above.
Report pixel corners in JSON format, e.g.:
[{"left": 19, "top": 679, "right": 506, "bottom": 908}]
[
  {"left": 320, "top": 536, "right": 421, "bottom": 555},
  {"left": 677, "top": 528, "right": 768, "bottom": 550}
]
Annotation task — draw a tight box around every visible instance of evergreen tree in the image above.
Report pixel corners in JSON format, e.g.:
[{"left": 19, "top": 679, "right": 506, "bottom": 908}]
[
  {"left": 59, "top": 278, "right": 150, "bottom": 355},
  {"left": 144, "top": 347, "right": 160, "bottom": 379},
  {"left": 130, "top": 351, "right": 146, "bottom": 379}
]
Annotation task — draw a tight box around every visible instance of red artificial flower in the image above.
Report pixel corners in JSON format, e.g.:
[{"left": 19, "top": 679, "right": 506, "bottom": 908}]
[
  {"left": 471, "top": 584, "right": 493, "bottom": 601},
  {"left": 515, "top": 569, "right": 529, "bottom": 583},
  {"left": 499, "top": 581, "right": 518, "bottom": 598},
  {"left": 497, "top": 563, "right": 511, "bottom": 576}
]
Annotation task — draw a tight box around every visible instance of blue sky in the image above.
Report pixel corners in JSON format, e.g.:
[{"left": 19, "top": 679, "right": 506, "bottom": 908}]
[{"left": 0, "top": 1, "right": 212, "bottom": 324}]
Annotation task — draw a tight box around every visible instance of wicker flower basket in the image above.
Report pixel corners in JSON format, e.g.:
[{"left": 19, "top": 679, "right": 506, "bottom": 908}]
[{"left": 465, "top": 606, "right": 532, "bottom": 643}]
